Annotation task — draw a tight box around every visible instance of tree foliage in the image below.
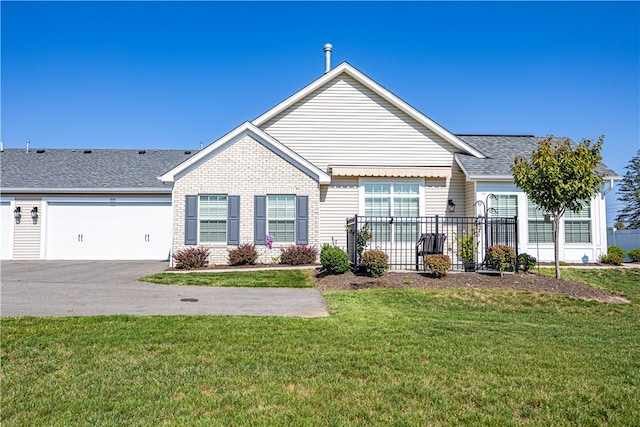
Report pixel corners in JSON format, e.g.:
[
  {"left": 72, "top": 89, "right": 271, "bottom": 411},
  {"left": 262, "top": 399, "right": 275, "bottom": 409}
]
[
  {"left": 615, "top": 149, "right": 640, "bottom": 229},
  {"left": 511, "top": 136, "right": 605, "bottom": 278}
]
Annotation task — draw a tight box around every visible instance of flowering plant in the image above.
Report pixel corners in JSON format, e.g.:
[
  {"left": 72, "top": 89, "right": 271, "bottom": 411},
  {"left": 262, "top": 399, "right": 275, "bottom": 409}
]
[{"left": 347, "top": 223, "right": 372, "bottom": 260}]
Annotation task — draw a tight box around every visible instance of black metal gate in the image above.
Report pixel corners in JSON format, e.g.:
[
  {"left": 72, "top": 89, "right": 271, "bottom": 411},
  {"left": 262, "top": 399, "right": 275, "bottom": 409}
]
[{"left": 346, "top": 215, "right": 518, "bottom": 271}]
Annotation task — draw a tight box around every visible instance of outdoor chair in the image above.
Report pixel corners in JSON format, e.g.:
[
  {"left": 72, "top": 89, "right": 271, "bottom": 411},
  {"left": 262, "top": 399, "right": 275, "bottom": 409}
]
[{"left": 415, "top": 233, "right": 446, "bottom": 270}]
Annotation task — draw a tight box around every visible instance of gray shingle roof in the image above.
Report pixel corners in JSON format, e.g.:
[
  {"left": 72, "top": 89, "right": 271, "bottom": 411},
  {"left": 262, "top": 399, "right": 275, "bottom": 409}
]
[
  {"left": 1, "top": 148, "right": 198, "bottom": 191},
  {"left": 455, "top": 135, "right": 620, "bottom": 179}
]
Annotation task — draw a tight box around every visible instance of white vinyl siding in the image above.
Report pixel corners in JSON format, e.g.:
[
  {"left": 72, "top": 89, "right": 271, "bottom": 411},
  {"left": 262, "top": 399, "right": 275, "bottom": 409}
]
[
  {"left": 199, "top": 195, "right": 227, "bottom": 243},
  {"left": 528, "top": 200, "right": 554, "bottom": 244},
  {"left": 319, "top": 178, "right": 358, "bottom": 248},
  {"left": 565, "top": 206, "right": 591, "bottom": 244},
  {"left": 261, "top": 75, "right": 458, "bottom": 171},
  {"left": 13, "top": 200, "right": 42, "bottom": 260},
  {"left": 268, "top": 195, "right": 295, "bottom": 243}
]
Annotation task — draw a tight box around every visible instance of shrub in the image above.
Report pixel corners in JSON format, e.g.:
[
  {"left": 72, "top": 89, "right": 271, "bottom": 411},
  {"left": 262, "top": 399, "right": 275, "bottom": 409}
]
[
  {"left": 628, "top": 248, "right": 640, "bottom": 262},
  {"left": 360, "top": 250, "right": 389, "bottom": 278},
  {"left": 320, "top": 244, "right": 350, "bottom": 275},
  {"left": 487, "top": 245, "right": 515, "bottom": 273},
  {"left": 607, "top": 246, "right": 626, "bottom": 260},
  {"left": 279, "top": 245, "right": 319, "bottom": 265},
  {"left": 425, "top": 254, "right": 450, "bottom": 278},
  {"left": 600, "top": 246, "right": 626, "bottom": 266},
  {"left": 227, "top": 243, "right": 258, "bottom": 266},
  {"left": 172, "top": 247, "right": 210, "bottom": 270},
  {"left": 517, "top": 253, "right": 537, "bottom": 273}
]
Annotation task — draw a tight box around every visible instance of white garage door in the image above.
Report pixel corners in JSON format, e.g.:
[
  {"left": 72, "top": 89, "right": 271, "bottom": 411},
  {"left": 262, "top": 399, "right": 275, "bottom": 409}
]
[
  {"left": 45, "top": 200, "right": 172, "bottom": 260},
  {"left": 1, "top": 201, "right": 13, "bottom": 259}
]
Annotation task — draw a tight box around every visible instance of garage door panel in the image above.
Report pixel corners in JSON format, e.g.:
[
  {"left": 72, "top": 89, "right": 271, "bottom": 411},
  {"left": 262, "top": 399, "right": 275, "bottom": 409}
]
[{"left": 46, "top": 202, "right": 172, "bottom": 260}]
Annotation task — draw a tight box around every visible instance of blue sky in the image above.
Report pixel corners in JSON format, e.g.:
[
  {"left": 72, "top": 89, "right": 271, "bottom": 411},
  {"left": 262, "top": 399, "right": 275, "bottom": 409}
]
[{"left": 2, "top": 1, "right": 639, "bottom": 224}]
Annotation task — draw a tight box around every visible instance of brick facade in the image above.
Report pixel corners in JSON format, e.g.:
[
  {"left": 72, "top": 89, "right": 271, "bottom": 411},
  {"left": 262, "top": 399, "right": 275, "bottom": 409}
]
[{"left": 172, "top": 134, "right": 320, "bottom": 265}]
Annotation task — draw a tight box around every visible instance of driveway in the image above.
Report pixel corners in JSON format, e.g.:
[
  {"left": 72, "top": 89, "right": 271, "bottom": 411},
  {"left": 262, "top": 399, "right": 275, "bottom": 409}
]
[{"left": 0, "top": 261, "right": 329, "bottom": 318}]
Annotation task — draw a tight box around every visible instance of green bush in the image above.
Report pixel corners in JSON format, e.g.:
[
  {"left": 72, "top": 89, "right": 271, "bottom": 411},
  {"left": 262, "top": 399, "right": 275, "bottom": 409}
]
[
  {"left": 173, "top": 247, "right": 210, "bottom": 270},
  {"left": 517, "top": 253, "right": 537, "bottom": 273},
  {"left": 607, "top": 246, "right": 626, "bottom": 260},
  {"left": 600, "top": 246, "right": 626, "bottom": 266},
  {"left": 628, "top": 248, "right": 640, "bottom": 262},
  {"left": 320, "top": 244, "right": 350, "bottom": 275},
  {"left": 425, "top": 254, "right": 451, "bottom": 278},
  {"left": 487, "top": 245, "right": 515, "bottom": 272},
  {"left": 360, "top": 250, "right": 389, "bottom": 278},
  {"left": 279, "top": 245, "right": 319, "bottom": 265},
  {"left": 599, "top": 253, "right": 623, "bottom": 266},
  {"left": 227, "top": 243, "right": 258, "bottom": 266}
]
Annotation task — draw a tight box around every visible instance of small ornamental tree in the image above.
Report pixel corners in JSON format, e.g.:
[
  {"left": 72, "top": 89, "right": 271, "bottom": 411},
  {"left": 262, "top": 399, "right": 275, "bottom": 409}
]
[
  {"left": 615, "top": 149, "right": 640, "bottom": 229},
  {"left": 512, "top": 136, "right": 605, "bottom": 279}
]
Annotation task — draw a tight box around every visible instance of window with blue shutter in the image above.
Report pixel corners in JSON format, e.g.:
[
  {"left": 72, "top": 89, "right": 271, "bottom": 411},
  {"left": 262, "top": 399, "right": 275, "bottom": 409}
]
[
  {"left": 185, "top": 195, "right": 198, "bottom": 245},
  {"left": 254, "top": 195, "right": 267, "bottom": 245},
  {"left": 227, "top": 195, "right": 240, "bottom": 245},
  {"left": 296, "top": 195, "right": 309, "bottom": 245}
]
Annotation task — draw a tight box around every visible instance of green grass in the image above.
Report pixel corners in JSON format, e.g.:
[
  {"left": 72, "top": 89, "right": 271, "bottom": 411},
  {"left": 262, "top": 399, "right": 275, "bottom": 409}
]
[
  {"left": 540, "top": 267, "right": 640, "bottom": 303},
  {"left": 2, "top": 269, "right": 639, "bottom": 426},
  {"left": 139, "top": 269, "right": 314, "bottom": 288}
]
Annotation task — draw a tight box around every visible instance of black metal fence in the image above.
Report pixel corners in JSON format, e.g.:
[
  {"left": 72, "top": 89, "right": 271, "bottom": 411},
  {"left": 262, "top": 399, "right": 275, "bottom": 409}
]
[{"left": 346, "top": 215, "right": 518, "bottom": 271}]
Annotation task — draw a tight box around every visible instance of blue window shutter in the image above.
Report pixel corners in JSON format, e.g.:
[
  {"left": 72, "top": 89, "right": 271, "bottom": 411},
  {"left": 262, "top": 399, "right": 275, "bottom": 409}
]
[
  {"left": 254, "top": 195, "right": 266, "bottom": 245},
  {"left": 227, "top": 195, "right": 240, "bottom": 245},
  {"left": 296, "top": 195, "right": 309, "bottom": 245},
  {"left": 185, "top": 195, "right": 198, "bottom": 245}
]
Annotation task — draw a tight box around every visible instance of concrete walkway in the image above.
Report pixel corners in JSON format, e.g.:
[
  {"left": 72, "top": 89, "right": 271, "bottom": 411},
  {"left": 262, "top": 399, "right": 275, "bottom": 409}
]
[{"left": 0, "top": 261, "right": 329, "bottom": 318}]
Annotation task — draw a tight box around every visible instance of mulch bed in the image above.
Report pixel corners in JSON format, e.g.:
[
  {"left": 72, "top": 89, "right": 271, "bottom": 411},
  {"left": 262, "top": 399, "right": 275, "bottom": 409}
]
[
  {"left": 313, "top": 270, "right": 630, "bottom": 304},
  {"left": 167, "top": 262, "right": 629, "bottom": 304}
]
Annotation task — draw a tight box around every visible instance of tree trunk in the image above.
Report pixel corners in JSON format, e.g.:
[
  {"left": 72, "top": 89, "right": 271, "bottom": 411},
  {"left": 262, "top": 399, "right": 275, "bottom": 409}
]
[{"left": 554, "top": 215, "right": 561, "bottom": 279}]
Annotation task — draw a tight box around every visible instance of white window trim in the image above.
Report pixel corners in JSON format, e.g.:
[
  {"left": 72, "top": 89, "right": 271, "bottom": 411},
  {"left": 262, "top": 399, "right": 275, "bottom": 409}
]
[
  {"left": 198, "top": 194, "right": 228, "bottom": 245},
  {"left": 267, "top": 194, "right": 296, "bottom": 244},
  {"left": 564, "top": 202, "right": 593, "bottom": 245},
  {"left": 358, "top": 178, "right": 424, "bottom": 216}
]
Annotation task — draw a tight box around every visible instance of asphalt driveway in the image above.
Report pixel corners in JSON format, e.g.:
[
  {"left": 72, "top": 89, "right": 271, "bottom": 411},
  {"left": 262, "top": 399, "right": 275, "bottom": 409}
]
[{"left": 0, "top": 261, "right": 329, "bottom": 318}]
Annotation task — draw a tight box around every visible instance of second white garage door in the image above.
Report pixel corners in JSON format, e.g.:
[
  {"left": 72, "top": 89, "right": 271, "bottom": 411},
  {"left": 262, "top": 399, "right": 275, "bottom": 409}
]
[{"left": 45, "top": 200, "right": 172, "bottom": 260}]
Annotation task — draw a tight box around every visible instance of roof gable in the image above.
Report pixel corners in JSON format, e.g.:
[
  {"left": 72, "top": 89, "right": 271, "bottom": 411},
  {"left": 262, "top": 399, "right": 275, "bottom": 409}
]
[
  {"left": 158, "top": 122, "right": 331, "bottom": 184},
  {"left": 252, "top": 62, "right": 485, "bottom": 160}
]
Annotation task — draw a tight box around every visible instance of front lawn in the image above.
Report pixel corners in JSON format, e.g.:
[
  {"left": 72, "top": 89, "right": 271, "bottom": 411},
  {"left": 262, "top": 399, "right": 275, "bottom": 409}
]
[
  {"left": 2, "top": 269, "right": 639, "bottom": 425},
  {"left": 139, "top": 269, "right": 314, "bottom": 288}
]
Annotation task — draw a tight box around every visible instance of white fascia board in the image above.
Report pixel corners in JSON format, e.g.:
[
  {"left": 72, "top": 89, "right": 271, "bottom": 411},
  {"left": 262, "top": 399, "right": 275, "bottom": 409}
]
[
  {"left": 454, "top": 156, "right": 471, "bottom": 180},
  {"left": 466, "top": 175, "right": 515, "bottom": 182},
  {"left": 1, "top": 187, "right": 172, "bottom": 194},
  {"left": 158, "top": 122, "right": 331, "bottom": 184},
  {"left": 252, "top": 62, "right": 486, "bottom": 159},
  {"left": 42, "top": 196, "right": 171, "bottom": 203}
]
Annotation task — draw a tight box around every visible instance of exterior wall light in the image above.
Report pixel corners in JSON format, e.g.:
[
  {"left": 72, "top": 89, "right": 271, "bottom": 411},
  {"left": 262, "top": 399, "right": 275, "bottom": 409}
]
[
  {"left": 31, "top": 207, "right": 39, "bottom": 224},
  {"left": 14, "top": 207, "right": 21, "bottom": 223},
  {"left": 447, "top": 199, "right": 456, "bottom": 213}
]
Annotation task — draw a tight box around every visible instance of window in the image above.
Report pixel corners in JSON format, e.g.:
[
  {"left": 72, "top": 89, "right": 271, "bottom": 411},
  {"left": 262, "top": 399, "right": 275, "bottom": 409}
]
[
  {"left": 199, "top": 195, "right": 227, "bottom": 243},
  {"left": 490, "top": 195, "right": 518, "bottom": 217},
  {"left": 489, "top": 195, "right": 518, "bottom": 245},
  {"left": 364, "top": 182, "right": 420, "bottom": 243},
  {"left": 267, "top": 195, "right": 295, "bottom": 243},
  {"left": 527, "top": 200, "right": 553, "bottom": 244},
  {"left": 565, "top": 205, "right": 591, "bottom": 243}
]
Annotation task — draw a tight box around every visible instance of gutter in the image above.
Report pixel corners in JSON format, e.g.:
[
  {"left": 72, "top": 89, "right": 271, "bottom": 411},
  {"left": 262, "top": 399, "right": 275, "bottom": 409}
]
[{"left": 0, "top": 187, "right": 173, "bottom": 194}]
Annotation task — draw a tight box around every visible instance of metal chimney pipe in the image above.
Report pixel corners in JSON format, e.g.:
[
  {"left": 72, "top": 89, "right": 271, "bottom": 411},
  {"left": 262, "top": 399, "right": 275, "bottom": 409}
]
[
  {"left": 323, "top": 43, "right": 333, "bottom": 74},
  {"left": 26, "top": 140, "right": 30, "bottom": 153}
]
